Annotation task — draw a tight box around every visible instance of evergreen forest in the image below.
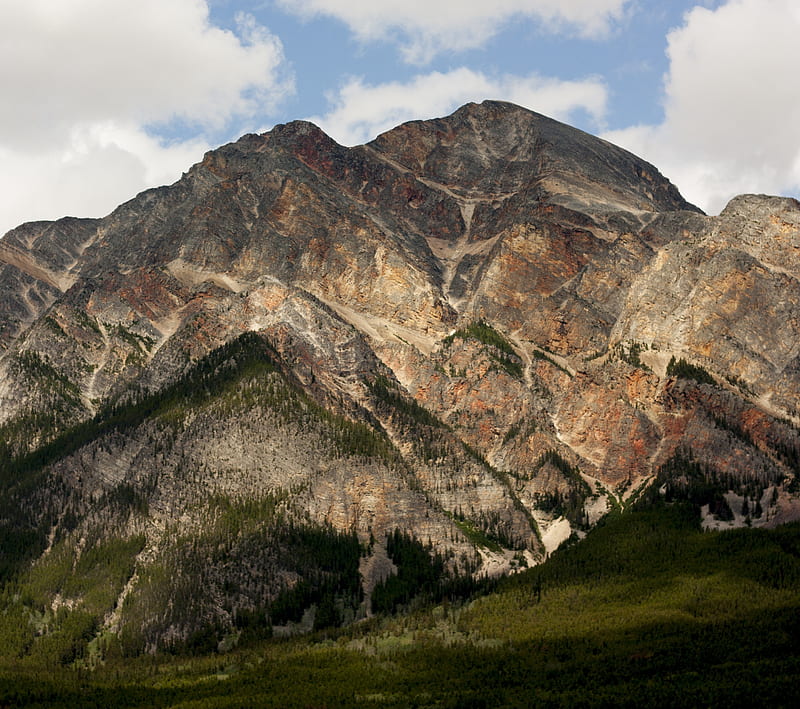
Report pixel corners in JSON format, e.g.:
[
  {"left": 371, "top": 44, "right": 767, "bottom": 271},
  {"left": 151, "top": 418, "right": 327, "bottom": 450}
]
[{"left": 1, "top": 499, "right": 799, "bottom": 707}]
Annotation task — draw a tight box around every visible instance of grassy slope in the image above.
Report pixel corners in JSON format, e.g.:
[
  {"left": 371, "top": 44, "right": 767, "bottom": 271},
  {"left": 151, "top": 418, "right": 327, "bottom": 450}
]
[{"left": 2, "top": 503, "right": 799, "bottom": 708}]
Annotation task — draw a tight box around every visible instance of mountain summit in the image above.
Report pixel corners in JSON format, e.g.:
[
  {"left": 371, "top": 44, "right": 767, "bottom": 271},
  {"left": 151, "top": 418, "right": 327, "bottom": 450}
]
[{"left": 1, "top": 101, "right": 799, "bottom": 650}]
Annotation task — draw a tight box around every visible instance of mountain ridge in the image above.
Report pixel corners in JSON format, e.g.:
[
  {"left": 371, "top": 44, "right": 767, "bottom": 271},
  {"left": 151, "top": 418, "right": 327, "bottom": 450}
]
[{"left": 1, "top": 100, "right": 800, "bottom": 652}]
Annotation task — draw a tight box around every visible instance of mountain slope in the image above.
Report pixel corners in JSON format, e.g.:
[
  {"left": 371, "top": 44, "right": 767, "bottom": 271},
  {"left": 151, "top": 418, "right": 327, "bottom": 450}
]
[
  {"left": 4, "top": 504, "right": 800, "bottom": 707},
  {"left": 1, "top": 101, "right": 800, "bottom": 654}
]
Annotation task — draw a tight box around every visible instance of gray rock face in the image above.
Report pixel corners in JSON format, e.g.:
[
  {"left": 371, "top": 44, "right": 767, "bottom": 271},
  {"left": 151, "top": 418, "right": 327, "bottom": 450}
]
[
  {"left": 0, "top": 217, "right": 100, "bottom": 350},
  {"left": 1, "top": 101, "right": 800, "bottom": 647}
]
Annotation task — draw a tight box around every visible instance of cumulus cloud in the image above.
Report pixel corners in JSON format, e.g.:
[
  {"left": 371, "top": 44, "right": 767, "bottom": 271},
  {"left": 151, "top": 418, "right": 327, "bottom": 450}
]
[
  {"left": 277, "top": 0, "right": 630, "bottom": 63},
  {"left": 605, "top": 0, "right": 800, "bottom": 214},
  {"left": 308, "top": 68, "right": 608, "bottom": 146},
  {"left": 0, "top": 0, "right": 292, "bottom": 236},
  {"left": 0, "top": 125, "right": 208, "bottom": 239}
]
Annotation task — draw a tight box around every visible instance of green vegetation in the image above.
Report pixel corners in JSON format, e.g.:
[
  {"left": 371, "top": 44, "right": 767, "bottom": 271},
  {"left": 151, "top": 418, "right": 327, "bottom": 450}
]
[
  {"left": 366, "top": 374, "right": 472, "bottom": 479},
  {"left": 711, "top": 410, "right": 755, "bottom": 447},
  {"left": 583, "top": 347, "right": 607, "bottom": 362},
  {"left": 447, "top": 508, "right": 525, "bottom": 552},
  {"left": 529, "top": 450, "right": 592, "bottom": 529},
  {"left": 0, "top": 350, "right": 86, "bottom": 458},
  {"left": 112, "top": 324, "right": 155, "bottom": 352},
  {"left": 43, "top": 316, "right": 67, "bottom": 337},
  {"left": 11, "top": 350, "right": 81, "bottom": 404},
  {"left": 371, "top": 530, "right": 447, "bottom": 614},
  {"left": 611, "top": 340, "right": 652, "bottom": 371},
  {"left": 502, "top": 421, "right": 522, "bottom": 443},
  {"left": 367, "top": 375, "right": 446, "bottom": 430},
  {"left": 641, "top": 447, "right": 783, "bottom": 520},
  {"left": 0, "top": 532, "right": 146, "bottom": 669},
  {"left": 531, "top": 347, "right": 571, "bottom": 375},
  {"left": 443, "top": 321, "right": 516, "bottom": 357},
  {"left": 117, "top": 509, "right": 363, "bottom": 656},
  {"left": 72, "top": 309, "right": 103, "bottom": 336},
  {"left": 0, "top": 331, "right": 403, "bottom": 612},
  {"left": 502, "top": 418, "right": 539, "bottom": 444},
  {"left": 667, "top": 355, "right": 716, "bottom": 385},
  {"left": 448, "top": 514, "right": 504, "bottom": 552},
  {"left": 0, "top": 332, "right": 398, "bottom": 484},
  {"left": 1, "top": 504, "right": 798, "bottom": 707},
  {"left": 0, "top": 492, "right": 364, "bottom": 663},
  {"left": 443, "top": 321, "right": 524, "bottom": 378},
  {"left": 725, "top": 372, "right": 755, "bottom": 396},
  {"left": 3, "top": 331, "right": 800, "bottom": 705}
]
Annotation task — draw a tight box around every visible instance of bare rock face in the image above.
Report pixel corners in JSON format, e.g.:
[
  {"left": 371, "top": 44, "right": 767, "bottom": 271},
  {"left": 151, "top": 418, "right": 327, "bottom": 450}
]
[{"left": 2, "top": 101, "right": 800, "bottom": 646}]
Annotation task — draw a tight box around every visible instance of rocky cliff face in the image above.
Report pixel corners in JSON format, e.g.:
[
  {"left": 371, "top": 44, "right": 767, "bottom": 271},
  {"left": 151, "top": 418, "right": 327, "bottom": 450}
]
[{"left": 2, "top": 101, "right": 800, "bottom": 649}]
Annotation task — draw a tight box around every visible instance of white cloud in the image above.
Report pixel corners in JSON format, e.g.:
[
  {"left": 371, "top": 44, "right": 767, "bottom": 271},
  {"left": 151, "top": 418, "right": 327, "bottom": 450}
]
[
  {"left": 277, "top": 0, "right": 630, "bottom": 63},
  {"left": 0, "top": 0, "right": 292, "bottom": 236},
  {"left": 605, "top": 0, "right": 800, "bottom": 214},
  {"left": 308, "top": 68, "right": 608, "bottom": 146},
  {"left": 0, "top": 125, "right": 208, "bottom": 238}
]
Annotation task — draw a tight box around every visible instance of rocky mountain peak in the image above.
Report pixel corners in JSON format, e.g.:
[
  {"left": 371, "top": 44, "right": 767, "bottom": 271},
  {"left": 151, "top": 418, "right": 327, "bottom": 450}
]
[
  {"left": 369, "top": 99, "right": 700, "bottom": 217},
  {"left": 1, "top": 102, "right": 800, "bottom": 651}
]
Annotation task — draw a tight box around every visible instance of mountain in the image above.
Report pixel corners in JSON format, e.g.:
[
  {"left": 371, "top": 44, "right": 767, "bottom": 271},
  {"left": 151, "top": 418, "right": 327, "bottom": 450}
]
[{"left": 1, "top": 100, "right": 800, "bottom": 655}]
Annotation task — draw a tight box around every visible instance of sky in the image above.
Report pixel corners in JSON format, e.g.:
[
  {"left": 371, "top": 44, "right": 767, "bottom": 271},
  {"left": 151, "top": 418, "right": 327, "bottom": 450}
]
[{"left": 1, "top": 0, "right": 799, "bottom": 237}]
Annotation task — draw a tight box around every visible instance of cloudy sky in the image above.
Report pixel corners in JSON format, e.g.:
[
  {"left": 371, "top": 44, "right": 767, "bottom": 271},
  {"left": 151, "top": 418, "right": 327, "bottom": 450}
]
[{"left": 1, "top": 0, "right": 798, "bottom": 237}]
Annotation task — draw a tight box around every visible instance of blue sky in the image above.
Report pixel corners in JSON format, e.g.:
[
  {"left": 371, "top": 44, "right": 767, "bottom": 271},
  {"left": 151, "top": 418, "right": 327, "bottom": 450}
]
[{"left": 1, "top": 0, "right": 798, "bottom": 237}]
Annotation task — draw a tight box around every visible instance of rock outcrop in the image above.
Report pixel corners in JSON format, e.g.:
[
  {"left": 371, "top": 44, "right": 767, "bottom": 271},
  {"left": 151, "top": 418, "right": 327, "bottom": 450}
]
[{"left": 2, "top": 101, "right": 800, "bottom": 647}]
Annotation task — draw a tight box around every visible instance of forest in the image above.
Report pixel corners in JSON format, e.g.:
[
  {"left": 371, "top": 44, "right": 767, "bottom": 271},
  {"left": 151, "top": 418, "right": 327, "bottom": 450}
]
[
  {"left": 1, "top": 499, "right": 798, "bottom": 707},
  {"left": 1, "top": 334, "right": 800, "bottom": 705}
]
